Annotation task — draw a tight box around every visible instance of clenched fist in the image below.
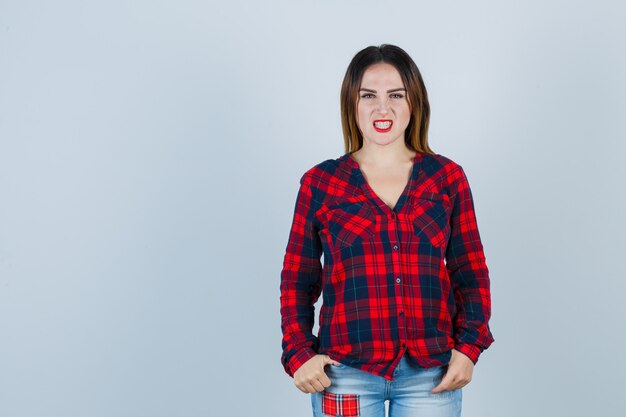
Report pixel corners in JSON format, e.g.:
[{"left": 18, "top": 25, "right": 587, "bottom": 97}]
[{"left": 293, "top": 354, "right": 342, "bottom": 393}]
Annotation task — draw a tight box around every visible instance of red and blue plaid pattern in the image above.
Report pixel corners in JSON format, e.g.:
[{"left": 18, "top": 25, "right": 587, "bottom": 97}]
[
  {"left": 322, "top": 392, "right": 361, "bottom": 416},
  {"left": 280, "top": 152, "right": 494, "bottom": 381}
]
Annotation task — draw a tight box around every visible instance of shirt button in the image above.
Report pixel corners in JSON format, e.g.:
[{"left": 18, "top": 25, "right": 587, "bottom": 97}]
[
  {"left": 393, "top": 245, "right": 399, "bottom": 250},
  {"left": 402, "top": 342, "right": 406, "bottom": 347},
  {"left": 390, "top": 213, "right": 396, "bottom": 219},
  {"left": 399, "top": 311, "right": 404, "bottom": 315},
  {"left": 396, "top": 277, "right": 401, "bottom": 283}
]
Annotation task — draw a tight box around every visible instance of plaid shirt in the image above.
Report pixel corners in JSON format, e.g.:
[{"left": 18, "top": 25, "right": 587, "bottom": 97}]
[{"left": 279, "top": 151, "right": 494, "bottom": 381}]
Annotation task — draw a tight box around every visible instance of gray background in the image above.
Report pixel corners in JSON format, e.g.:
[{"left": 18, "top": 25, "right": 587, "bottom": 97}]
[{"left": 1, "top": 1, "right": 624, "bottom": 416}]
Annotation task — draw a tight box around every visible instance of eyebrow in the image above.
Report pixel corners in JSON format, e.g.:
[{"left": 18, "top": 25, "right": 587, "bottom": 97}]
[{"left": 359, "top": 88, "right": 407, "bottom": 93}]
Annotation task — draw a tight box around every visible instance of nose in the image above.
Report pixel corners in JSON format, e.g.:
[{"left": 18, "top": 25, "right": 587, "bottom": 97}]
[{"left": 376, "top": 96, "right": 391, "bottom": 114}]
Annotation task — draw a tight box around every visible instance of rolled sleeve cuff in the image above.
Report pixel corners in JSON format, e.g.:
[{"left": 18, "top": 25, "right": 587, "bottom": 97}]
[
  {"left": 287, "top": 347, "right": 318, "bottom": 377},
  {"left": 454, "top": 342, "right": 482, "bottom": 365}
]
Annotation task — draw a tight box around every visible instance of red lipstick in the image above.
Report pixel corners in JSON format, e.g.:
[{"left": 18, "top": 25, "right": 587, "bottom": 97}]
[{"left": 373, "top": 119, "right": 393, "bottom": 133}]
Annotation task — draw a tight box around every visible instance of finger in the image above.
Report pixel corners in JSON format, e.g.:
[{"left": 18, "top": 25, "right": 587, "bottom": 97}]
[
  {"left": 310, "top": 378, "right": 326, "bottom": 392},
  {"left": 432, "top": 371, "right": 453, "bottom": 394},
  {"left": 303, "top": 380, "right": 319, "bottom": 393},
  {"left": 431, "top": 381, "right": 449, "bottom": 394},
  {"left": 436, "top": 374, "right": 466, "bottom": 392},
  {"left": 318, "top": 373, "right": 332, "bottom": 388},
  {"left": 325, "top": 355, "right": 341, "bottom": 367},
  {"left": 295, "top": 381, "right": 312, "bottom": 394},
  {"left": 296, "top": 376, "right": 319, "bottom": 394}
]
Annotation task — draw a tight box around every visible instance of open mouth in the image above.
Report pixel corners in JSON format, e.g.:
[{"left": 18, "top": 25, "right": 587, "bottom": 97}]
[{"left": 373, "top": 120, "right": 393, "bottom": 132}]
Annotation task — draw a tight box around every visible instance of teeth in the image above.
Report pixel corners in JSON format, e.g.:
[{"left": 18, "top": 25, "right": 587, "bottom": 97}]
[{"left": 374, "top": 121, "right": 392, "bottom": 129}]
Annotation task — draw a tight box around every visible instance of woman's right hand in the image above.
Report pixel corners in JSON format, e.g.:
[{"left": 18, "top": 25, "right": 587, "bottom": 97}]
[{"left": 293, "top": 354, "right": 342, "bottom": 393}]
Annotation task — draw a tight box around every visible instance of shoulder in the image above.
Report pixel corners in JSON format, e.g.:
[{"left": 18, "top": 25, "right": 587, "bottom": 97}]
[
  {"left": 299, "top": 153, "right": 352, "bottom": 186},
  {"left": 420, "top": 152, "right": 465, "bottom": 185},
  {"left": 423, "top": 152, "right": 462, "bottom": 172}
]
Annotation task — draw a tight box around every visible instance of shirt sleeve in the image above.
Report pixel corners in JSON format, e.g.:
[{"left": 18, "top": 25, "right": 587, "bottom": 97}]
[
  {"left": 279, "top": 171, "right": 323, "bottom": 378},
  {"left": 446, "top": 165, "right": 495, "bottom": 364}
]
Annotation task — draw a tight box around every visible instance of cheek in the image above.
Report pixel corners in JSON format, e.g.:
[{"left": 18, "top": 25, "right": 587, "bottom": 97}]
[
  {"left": 357, "top": 118, "right": 370, "bottom": 133},
  {"left": 356, "top": 107, "right": 370, "bottom": 128},
  {"left": 399, "top": 106, "right": 412, "bottom": 123}
]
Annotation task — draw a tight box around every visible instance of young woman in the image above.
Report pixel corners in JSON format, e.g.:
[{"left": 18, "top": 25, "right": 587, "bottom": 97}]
[{"left": 279, "top": 44, "right": 494, "bottom": 417}]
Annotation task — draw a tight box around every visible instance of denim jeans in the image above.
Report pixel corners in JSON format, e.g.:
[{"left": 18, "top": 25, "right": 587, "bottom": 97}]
[{"left": 310, "top": 351, "right": 462, "bottom": 417}]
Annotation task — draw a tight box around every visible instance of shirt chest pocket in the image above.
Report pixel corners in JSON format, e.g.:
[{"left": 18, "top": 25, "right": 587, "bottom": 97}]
[
  {"left": 327, "top": 201, "right": 376, "bottom": 249},
  {"left": 411, "top": 192, "right": 451, "bottom": 249}
]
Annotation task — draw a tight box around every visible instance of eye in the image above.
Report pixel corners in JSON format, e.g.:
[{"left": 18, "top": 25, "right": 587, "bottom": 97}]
[
  {"left": 361, "top": 93, "right": 375, "bottom": 99},
  {"left": 390, "top": 93, "right": 404, "bottom": 99}
]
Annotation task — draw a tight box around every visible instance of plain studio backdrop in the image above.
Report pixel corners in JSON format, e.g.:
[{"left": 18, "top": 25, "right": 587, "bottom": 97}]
[{"left": 1, "top": 1, "right": 624, "bottom": 416}]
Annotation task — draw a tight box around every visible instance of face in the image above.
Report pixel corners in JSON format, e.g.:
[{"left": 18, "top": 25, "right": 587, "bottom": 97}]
[{"left": 356, "top": 63, "right": 411, "bottom": 148}]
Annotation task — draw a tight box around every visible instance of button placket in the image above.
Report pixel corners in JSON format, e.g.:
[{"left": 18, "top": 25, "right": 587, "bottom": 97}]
[{"left": 389, "top": 212, "right": 407, "bottom": 351}]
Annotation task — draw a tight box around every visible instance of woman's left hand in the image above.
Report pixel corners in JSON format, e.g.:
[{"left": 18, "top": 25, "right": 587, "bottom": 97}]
[{"left": 431, "top": 348, "right": 474, "bottom": 393}]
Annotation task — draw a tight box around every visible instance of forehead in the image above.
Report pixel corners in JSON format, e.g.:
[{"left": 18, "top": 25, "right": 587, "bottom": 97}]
[{"left": 360, "top": 63, "right": 403, "bottom": 87}]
